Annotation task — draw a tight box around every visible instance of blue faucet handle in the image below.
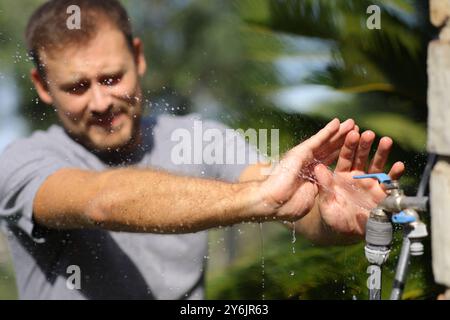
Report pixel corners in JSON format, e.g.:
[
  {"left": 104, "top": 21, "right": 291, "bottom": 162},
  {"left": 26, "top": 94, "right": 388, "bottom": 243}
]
[
  {"left": 392, "top": 211, "right": 416, "bottom": 224},
  {"left": 353, "top": 173, "right": 392, "bottom": 185}
]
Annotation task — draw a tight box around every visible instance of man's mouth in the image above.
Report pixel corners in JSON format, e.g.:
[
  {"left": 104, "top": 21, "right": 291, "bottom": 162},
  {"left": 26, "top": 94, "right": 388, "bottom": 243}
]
[{"left": 91, "top": 112, "right": 125, "bottom": 129}]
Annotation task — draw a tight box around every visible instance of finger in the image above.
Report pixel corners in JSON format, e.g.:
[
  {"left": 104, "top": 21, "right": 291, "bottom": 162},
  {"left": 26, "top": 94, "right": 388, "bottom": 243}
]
[
  {"left": 335, "top": 131, "right": 360, "bottom": 172},
  {"left": 285, "top": 118, "right": 340, "bottom": 176},
  {"left": 309, "top": 119, "right": 354, "bottom": 159},
  {"left": 314, "top": 163, "right": 334, "bottom": 193},
  {"left": 352, "top": 130, "right": 375, "bottom": 171},
  {"left": 388, "top": 161, "right": 405, "bottom": 180},
  {"left": 330, "top": 119, "right": 355, "bottom": 142},
  {"left": 326, "top": 118, "right": 355, "bottom": 147},
  {"left": 354, "top": 125, "right": 360, "bottom": 133},
  {"left": 306, "top": 118, "right": 341, "bottom": 150},
  {"left": 368, "top": 137, "right": 393, "bottom": 173}
]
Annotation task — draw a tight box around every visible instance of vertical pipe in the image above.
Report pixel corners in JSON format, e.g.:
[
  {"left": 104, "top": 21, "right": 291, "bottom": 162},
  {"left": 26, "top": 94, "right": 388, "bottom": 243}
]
[{"left": 390, "top": 235, "right": 411, "bottom": 300}]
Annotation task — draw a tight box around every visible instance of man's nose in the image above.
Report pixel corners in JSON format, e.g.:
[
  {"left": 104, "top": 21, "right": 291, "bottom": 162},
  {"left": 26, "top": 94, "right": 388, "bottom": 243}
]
[{"left": 88, "top": 83, "right": 113, "bottom": 114}]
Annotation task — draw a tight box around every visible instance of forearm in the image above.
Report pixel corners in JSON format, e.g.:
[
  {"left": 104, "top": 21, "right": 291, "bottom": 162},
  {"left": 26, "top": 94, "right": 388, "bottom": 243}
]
[{"left": 88, "top": 168, "right": 270, "bottom": 233}]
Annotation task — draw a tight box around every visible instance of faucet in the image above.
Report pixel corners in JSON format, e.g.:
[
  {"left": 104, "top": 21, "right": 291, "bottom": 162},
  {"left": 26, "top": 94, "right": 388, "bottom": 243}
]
[{"left": 353, "top": 173, "right": 429, "bottom": 300}]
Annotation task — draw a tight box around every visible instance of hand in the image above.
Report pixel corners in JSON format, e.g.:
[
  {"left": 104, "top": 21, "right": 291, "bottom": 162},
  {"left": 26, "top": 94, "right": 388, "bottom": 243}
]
[
  {"left": 314, "top": 129, "right": 405, "bottom": 240},
  {"left": 258, "top": 118, "right": 355, "bottom": 222}
]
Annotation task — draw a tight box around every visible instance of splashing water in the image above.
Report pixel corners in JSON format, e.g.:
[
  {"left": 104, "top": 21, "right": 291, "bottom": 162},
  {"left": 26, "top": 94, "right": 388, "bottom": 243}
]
[
  {"left": 291, "top": 226, "right": 296, "bottom": 254},
  {"left": 292, "top": 158, "right": 378, "bottom": 214}
]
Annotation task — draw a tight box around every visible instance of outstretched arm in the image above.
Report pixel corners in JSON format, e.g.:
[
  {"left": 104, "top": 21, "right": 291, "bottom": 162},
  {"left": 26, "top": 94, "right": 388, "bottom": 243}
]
[{"left": 34, "top": 118, "right": 353, "bottom": 234}]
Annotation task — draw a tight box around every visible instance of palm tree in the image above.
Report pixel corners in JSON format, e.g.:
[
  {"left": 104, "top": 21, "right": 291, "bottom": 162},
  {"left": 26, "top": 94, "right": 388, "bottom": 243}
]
[{"left": 238, "top": 0, "right": 432, "bottom": 152}]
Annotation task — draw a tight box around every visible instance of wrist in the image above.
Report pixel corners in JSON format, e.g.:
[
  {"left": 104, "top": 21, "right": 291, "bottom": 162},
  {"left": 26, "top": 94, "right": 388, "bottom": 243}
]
[{"left": 240, "top": 181, "right": 277, "bottom": 222}]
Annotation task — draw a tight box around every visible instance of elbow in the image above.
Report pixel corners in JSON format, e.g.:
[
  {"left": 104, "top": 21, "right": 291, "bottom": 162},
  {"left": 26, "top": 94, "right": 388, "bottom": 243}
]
[
  {"left": 85, "top": 195, "right": 109, "bottom": 227},
  {"left": 83, "top": 168, "right": 136, "bottom": 230},
  {"left": 84, "top": 171, "right": 118, "bottom": 227},
  {"left": 85, "top": 183, "right": 126, "bottom": 229}
]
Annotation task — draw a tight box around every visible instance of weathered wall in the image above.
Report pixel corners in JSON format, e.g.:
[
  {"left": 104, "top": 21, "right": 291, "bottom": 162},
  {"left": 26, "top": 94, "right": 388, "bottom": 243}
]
[{"left": 428, "top": 0, "right": 450, "bottom": 297}]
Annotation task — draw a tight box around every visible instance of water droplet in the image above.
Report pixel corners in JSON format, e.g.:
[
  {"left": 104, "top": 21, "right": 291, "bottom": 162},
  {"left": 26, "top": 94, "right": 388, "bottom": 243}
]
[{"left": 291, "top": 227, "right": 296, "bottom": 254}]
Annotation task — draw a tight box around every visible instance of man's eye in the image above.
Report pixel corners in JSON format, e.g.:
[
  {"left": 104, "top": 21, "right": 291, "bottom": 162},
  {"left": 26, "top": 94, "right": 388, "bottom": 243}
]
[
  {"left": 100, "top": 74, "right": 122, "bottom": 86},
  {"left": 66, "top": 82, "right": 89, "bottom": 95}
]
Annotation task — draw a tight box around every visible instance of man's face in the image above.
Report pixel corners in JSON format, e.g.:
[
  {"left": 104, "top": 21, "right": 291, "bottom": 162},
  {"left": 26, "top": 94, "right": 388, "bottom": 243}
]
[{"left": 34, "top": 24, "right": 146, "bottom": 152}]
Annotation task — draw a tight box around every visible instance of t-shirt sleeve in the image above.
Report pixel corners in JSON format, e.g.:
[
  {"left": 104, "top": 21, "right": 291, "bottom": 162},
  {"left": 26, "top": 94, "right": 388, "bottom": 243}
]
[
  {"left": 0, "top": 141, "right": 73, "bottom": 242},
  {"left": 202, "top": 119, "right": 268, "bottom": 183}
]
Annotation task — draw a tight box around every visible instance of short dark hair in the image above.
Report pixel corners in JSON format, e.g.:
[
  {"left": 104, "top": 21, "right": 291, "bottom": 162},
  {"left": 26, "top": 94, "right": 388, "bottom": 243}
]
[{"left": 25, "top": 0, "right": 134, "bottom": 78}]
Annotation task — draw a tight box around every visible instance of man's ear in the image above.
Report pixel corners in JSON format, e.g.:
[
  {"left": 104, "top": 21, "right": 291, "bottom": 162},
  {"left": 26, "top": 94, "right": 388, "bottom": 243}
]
[
  {"left": 30, "top": 68, "right": 53, "bottom": 105},
  {"left": 132, "top": 38, "right": 147, "bottom": 77}
]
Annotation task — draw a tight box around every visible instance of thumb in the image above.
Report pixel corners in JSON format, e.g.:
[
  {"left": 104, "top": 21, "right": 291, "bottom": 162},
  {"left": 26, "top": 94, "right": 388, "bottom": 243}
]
[{"left": 314, "top": 164, "right": 333, "bottom": 193}]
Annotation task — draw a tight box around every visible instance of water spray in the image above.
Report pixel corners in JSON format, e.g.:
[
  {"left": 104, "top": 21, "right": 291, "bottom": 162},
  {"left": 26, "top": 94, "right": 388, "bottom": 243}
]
[{"left": 353, "top": 173, "right": 429, "bottom": 300}]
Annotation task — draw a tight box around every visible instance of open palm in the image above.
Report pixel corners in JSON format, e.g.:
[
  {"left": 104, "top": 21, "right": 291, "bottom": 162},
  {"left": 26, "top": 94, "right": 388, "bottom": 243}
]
[{"left": 314, "top": 130, "right": 405, "bottom": 239}]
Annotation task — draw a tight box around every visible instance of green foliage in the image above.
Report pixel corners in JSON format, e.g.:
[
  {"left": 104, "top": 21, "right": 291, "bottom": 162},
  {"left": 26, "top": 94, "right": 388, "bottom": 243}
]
[
  {"left": 0, "top": 263, "right": 17, "bottom": 300},
  {"left": 238, "top": 0, "right": 433, "bottom": 146},
  {"left": 207, "top": 225, "right": 438, "bottom": 300}
]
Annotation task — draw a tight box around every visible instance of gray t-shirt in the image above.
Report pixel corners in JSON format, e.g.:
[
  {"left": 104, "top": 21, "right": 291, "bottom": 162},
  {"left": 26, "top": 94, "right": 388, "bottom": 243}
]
[{"left": 0, "top": 113, "right": 259, "bottom": 300}]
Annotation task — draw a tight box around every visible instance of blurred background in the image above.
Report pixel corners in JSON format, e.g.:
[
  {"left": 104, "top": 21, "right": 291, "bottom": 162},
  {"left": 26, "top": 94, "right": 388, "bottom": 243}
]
[{"left": 0, "top": 0, "right": 442, "bottom": 299}]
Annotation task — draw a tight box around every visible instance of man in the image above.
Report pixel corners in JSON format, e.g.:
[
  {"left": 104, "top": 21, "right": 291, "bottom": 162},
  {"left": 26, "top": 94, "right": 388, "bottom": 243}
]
[{"left": 0, "top": 0, "right": 404, "bottom": 299}]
